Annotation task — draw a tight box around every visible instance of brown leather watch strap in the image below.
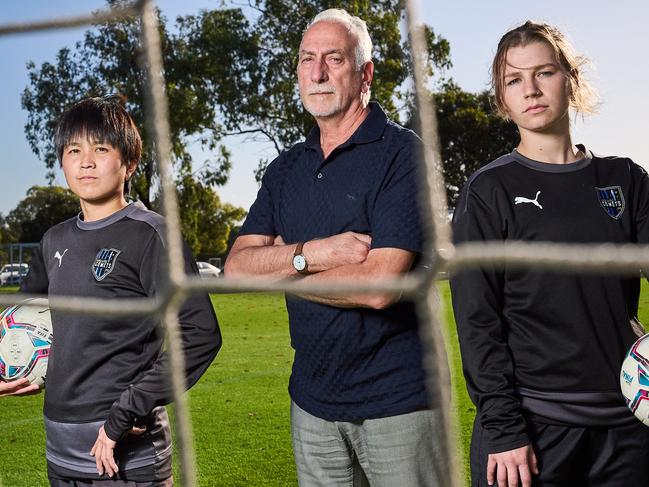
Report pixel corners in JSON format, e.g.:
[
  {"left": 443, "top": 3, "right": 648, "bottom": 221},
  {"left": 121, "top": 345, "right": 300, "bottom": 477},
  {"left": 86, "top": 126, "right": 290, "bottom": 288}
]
[{"left": 294, "top": 241, "right": 305, "bottom": 257}]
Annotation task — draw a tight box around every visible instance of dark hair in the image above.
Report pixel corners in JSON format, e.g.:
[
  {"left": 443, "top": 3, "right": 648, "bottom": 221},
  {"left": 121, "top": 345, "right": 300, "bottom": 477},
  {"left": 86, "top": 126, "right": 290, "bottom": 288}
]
[
  {"left": 491, "top": 20, "right": 598, "bottom": 119},
  {"left": 54, "top": 95, "right": 142, "bottom": 167}
]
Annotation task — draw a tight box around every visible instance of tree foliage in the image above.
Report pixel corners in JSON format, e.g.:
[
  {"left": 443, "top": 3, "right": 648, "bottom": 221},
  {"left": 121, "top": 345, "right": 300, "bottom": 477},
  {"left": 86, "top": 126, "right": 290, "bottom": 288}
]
[
  {"left": 3, "top": 186, "right": 80, "bottom": 243},
  {"left": 0, "top": 215, "right": 11, "bottom": 264},
  {"left": 21, "top": 0, "right": 452, "bottom": 191},
  {"left": 21, "top": 1, "right": 259, "bottom": 208},
  {"left": 241, "top": 0, "right": 452, "bottom": 180},
  {"left": 174, "top": 176, "right": 246, "bottom": 257},
  {"left": 21, "top": 0, "right": 515, "bottom": 227},
  {"left": 432, "top": 82, "right": 519, "bottom": 206}
]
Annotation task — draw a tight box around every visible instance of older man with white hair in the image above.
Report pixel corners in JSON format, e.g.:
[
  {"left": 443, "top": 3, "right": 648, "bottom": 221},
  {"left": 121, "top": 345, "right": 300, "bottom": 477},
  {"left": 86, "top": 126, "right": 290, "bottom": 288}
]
[{"left": 225, "top": 8, "right": 442, "bottom": 486}]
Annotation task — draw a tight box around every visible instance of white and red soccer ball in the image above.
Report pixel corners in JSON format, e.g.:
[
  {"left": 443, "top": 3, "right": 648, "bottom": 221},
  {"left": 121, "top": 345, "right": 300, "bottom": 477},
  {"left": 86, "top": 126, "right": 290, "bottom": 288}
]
[{"left": 0, "top": 298, "right": 52, "bottom": 388}]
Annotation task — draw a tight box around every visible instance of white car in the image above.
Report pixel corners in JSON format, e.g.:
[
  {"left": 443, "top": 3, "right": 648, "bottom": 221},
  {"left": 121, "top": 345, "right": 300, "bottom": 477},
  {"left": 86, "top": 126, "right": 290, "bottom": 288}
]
[
  {"left": 197, "top": 261, "right": 222, "bottom": 279},
  {"left": 0, "top": 263, "right": 29, "bottom": 285}
]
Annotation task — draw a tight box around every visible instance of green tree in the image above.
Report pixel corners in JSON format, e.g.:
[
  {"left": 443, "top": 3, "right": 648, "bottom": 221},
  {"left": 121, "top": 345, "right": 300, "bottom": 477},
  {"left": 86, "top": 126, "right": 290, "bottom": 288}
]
[
  {"left": 22, "top": 0, "right": 451, "bottom": 190},
  {"left": 21, "top": 1, "right": 259, "bottom": 207},
  {"left": 431, "top": 82, "right": 519, "bottom": 206},
  {"left": 175, "top": 175, "right": 246, "bottom": 257},
  {"left": 4, "top": 186, "right": 80, "bottom": 243},
  {"left": 238, "top": 0, "right": 451, "bottom": 179},
  {"left": 0, "top": 214, "right": 10, "bottom": 244},
  {"left": 0, "top": 215, "right": 10, "bottom": 264}
]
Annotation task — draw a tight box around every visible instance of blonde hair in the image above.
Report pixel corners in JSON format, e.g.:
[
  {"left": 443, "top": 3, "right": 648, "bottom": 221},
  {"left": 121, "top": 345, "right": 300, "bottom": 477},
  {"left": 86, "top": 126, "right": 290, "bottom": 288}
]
[{"left": 491, "top": 20, "right": 598, "bottom": 119}]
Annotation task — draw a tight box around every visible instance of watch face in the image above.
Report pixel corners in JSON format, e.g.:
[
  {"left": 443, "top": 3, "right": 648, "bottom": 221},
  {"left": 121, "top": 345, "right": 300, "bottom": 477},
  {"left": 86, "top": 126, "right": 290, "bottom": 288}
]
[{"left": 293, "top": 254, "right": 306, "bottom": 271}]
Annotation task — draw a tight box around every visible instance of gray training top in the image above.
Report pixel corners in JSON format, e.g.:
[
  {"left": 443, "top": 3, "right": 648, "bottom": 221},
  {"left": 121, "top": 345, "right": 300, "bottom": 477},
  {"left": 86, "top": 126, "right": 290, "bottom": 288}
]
[{"left": 21, "top": 202, "right": 221, "bottom": 481}]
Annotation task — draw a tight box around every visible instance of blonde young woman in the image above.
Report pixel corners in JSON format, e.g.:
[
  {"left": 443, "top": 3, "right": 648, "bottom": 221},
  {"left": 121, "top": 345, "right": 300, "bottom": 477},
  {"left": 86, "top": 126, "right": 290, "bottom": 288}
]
[{"left": 451, "top": 21, "right": 649, "bottom": 487}]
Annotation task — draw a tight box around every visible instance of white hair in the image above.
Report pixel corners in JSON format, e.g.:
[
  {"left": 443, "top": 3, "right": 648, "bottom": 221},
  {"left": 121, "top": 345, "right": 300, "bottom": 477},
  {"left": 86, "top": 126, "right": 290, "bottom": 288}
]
[
  {"left": 306, "top": 9, "right": 373, "bottom": 105},
  {"left": 307, "top": 9, "right": 373, "bottom": 72}
]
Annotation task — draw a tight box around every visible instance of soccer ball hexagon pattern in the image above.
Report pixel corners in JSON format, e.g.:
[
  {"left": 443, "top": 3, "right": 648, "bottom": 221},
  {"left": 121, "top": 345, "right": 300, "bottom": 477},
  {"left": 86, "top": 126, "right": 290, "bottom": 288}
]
[
  {"left": 0, "top": 298, "right": 52, "bottom": 388},
  {"left": 621, "top": 333, "right": 649, "bottom": 426}
]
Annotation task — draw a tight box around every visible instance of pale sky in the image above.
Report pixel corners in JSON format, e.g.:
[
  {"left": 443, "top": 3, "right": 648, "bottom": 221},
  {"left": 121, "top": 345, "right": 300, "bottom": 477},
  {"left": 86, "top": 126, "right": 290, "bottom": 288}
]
[{"left": 1, "top": 0, "right": 647, "bottom": 216}]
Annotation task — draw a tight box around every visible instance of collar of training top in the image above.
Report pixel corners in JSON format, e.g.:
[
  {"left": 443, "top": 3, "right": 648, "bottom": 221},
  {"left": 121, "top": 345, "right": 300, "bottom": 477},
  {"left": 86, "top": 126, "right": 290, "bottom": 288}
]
[
  {"left": 76, "top": 201, "right": 146, "bottom": 231},
  {"left": 511, "top": 144, "right": 593, "bottom": 173}
]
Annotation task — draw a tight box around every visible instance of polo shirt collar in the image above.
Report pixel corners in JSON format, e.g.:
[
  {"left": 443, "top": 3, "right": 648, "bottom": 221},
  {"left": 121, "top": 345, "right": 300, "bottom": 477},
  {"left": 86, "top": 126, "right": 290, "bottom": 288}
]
[{"left": 304, "top": 101, "right": 388, "bottom": 151}]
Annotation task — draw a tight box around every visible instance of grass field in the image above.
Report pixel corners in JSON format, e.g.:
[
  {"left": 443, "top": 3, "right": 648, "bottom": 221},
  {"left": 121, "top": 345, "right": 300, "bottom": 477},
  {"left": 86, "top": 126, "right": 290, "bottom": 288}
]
[{"left": 2, "top": 281, "right": 649, "bottom": 486}]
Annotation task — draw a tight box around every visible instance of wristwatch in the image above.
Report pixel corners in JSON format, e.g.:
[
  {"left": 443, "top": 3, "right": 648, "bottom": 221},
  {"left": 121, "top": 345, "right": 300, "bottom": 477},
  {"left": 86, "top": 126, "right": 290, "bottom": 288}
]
[{"left": 292, "top": 241, "right": 309, "bottom": 274}]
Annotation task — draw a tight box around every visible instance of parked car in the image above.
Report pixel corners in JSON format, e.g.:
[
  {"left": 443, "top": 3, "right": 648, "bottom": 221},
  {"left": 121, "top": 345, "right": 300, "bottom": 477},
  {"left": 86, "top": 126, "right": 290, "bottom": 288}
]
[
  {"left": 197, "top": 261, "right": 222, "bottom": 279},
  {"left": 0, "top": 263, "right": 29, "bottom": 285}
]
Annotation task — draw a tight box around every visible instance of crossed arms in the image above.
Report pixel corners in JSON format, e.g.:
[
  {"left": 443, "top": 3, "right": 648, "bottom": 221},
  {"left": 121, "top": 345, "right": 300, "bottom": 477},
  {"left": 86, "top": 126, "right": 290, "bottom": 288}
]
[{"left": 225, "top": 231, "right": 416, "bottom": 309}]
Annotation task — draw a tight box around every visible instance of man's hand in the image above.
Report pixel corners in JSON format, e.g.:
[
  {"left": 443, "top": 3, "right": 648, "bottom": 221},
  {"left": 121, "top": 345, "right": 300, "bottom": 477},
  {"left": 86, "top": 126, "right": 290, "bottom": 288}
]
[
  {"left": 0, "top": 378, "right": 40, "bottom": 397},
  {"left": 90, "top": 425, "right": 118, "bottom": 477},
  {"left": 302, "top": 232, "right": 371, "bottom": 272},
  {"left": 487, "top": 444, "right": 538, "bottom": 487},
  {"left": 226, "top": 232, "right": 371, "bottom": 279}
]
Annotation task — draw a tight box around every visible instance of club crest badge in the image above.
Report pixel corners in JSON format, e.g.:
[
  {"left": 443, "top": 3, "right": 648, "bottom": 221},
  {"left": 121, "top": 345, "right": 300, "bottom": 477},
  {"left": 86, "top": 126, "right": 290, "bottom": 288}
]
[
  {"left": 595, "top": 186, "right": 625, "bottom": 220},
  {"left": 92, "top": 248, "right": 121, "bottom": 281}
]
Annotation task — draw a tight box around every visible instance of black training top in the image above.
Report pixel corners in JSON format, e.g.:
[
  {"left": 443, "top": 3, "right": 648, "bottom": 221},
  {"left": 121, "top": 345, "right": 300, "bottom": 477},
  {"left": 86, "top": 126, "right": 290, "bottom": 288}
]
[
  {"left": 240, "top": 102, "right": 431, "bottom": 421},
  {"left": 21, "top": 202, "right": 221, "bottom": 481},
  {"left": 450, "top": 147, "right": 649, "bottom": 453}
]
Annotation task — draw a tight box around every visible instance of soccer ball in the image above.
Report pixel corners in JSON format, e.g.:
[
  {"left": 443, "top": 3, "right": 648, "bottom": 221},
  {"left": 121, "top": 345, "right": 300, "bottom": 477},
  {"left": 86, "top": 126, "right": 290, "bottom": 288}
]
[
  {"left": 0, "top": 298, "right": 52, "bottom": 388},
  {"left": 620, "top": 333, "right": 649, "bottom": 426}
]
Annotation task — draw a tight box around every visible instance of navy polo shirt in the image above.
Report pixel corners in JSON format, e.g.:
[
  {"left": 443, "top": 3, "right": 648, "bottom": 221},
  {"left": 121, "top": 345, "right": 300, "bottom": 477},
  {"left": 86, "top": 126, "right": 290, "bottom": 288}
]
[{"left": 240, "top": 102, "right": 431, "bottom": 420}]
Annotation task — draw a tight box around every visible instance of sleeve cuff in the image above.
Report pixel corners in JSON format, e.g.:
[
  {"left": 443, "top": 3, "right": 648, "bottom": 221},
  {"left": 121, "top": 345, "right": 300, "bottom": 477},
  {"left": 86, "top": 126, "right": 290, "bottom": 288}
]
[
  {"left": 479, "top": 411, "right": 530, "bottom": 454},
  {"left": 104, "top": 404, "right": 133, "bottom": 441},
  {"left": 486, "top": 434, "right": 531, "bottom": 454}
]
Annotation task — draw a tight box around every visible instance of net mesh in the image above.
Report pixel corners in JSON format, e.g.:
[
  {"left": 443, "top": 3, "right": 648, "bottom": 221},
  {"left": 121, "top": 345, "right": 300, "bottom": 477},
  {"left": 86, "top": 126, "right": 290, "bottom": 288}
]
[{"left": 3, "top": 2, "right": 643, "bottom": 486}]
